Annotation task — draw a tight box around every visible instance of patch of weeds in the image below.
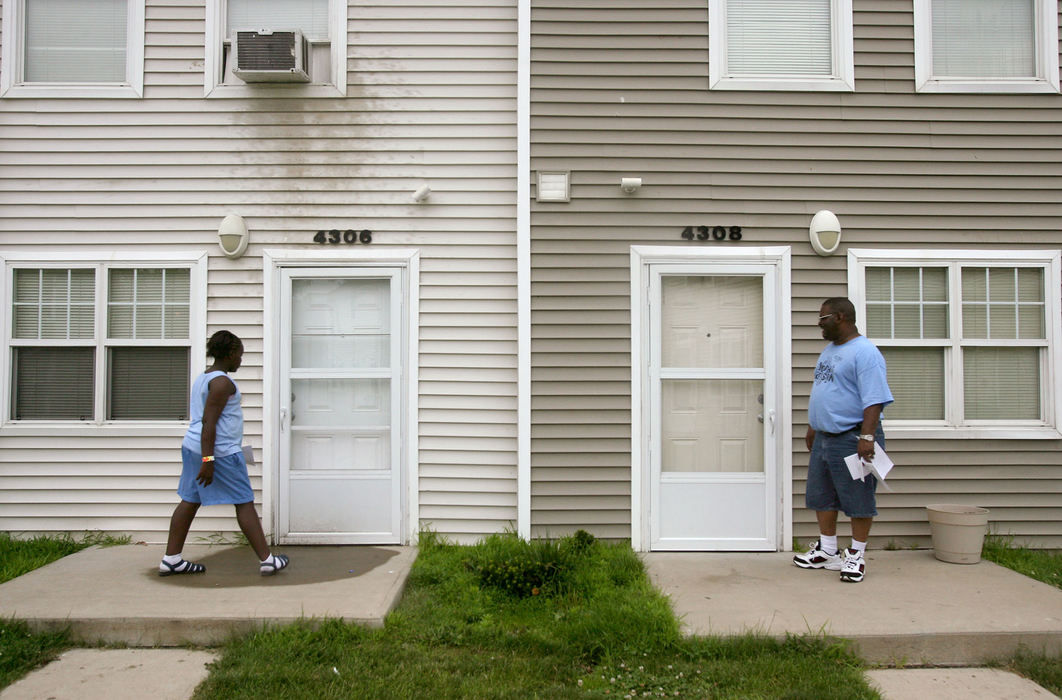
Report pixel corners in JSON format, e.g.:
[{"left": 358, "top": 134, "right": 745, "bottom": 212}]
[
  {"left": 463, "top": 532, "right": 578, "bottom": 598},
  {"left": 193, "top": 532, "right": 250, "bottom": 547},
  {"left": 982, "top": 535, "right": 1062, "bottom": 590},
  {"left": 1004, "top": 648, "right": 1062, "bottom": 696},
  {"left": 0, "top": 619, "right": 71, "bottom": 690}
]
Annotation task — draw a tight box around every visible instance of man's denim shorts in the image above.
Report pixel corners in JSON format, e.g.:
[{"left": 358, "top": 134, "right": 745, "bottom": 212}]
[{"left": 805, "top": 426, "right": 885, "bottom": 518}]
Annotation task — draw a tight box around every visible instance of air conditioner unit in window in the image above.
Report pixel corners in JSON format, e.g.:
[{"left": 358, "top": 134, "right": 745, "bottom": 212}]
[{"left": 232, "top": 29, "right": 310, "bottom": 83}]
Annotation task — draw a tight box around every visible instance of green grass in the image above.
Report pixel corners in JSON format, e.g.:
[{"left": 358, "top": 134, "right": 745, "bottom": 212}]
[
  {"left": 0, "top": 531, "right": 130, "bottom": 690},
  {"left": 195, "top": 531, "right": 877, "bottom": 699},
  {"left": 0, "top": 619, "right": 71, "bottom": 690},
  {"left": 0, "top": 531, "right": 130, "bottom": 584},
  {"left": 982, "top": 535, "right": 1062, "bottom": 591},
  {"left": 980, "top": 535, "right": 1062, "bottom": 694},
  {"left": 999, "top": 647, "right": 1062, "bottom": 697}
]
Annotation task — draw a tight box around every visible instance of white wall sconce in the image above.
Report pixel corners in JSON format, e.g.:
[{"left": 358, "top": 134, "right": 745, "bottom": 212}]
[
  {"left": 809, "top": 209, "right": 842, "bottom": 256},
  {"left": 621, "top": 177, "right": 642, "bottom": 194},
  {"left": 412, "top": 184, "right": 431, "bottom": 203},
  {"left": 536, "top": 171, "right": 570, "bottom": 202},
  {"left": 217, "top": 214, "right": 249, "bottom": 259}
]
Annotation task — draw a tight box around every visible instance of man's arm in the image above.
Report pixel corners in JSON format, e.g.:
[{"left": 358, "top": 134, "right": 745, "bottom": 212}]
[{"left": 857, "top": 403, "right": 884, "bottom": 460}]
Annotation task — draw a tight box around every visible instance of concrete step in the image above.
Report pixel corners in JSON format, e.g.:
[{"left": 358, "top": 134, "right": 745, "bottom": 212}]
[
  {"left": 644, "top": 550, "right": 1062, "bottom": 666},
  {"left": 0, "top": 544, "right": 416, "bottom": 646}
]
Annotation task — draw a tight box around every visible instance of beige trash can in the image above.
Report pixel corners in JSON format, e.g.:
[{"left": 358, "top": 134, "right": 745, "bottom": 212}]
[{"left": 926, "top": 504, "right": 990, "bottom": 564}]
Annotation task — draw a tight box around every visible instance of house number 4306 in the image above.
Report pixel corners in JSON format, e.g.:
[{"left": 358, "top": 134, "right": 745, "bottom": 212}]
[
  {"left": 314, "top": 229, "right": 373, "bottom": 244},
  {"left": 680, "top": 226, "right": 742, "bottom": 241}
]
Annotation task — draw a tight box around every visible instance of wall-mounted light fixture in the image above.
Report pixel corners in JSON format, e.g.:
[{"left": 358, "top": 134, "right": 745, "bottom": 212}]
[
  {"left": 536, "top": 171, "right": 570, "bottom": 202},
  {"left": 621, "top": 177, "right": 642, "bottom": 194},
  {"left": 218, "top": 214, "right": 249, "bottom": 259},
  {"left": 412, "top": 184, "right": 431, "bottom": 203},
  {"left": 809, "top": 209, "right": 842, "bottom": 256}
]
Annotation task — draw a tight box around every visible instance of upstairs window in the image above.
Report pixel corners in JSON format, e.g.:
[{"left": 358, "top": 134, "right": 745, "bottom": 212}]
[
  {"left": 709, "top": 0, "right": 855, "bottom": 91},
  {"left": 914, "top": 0, "right": 1060, "bottom": 93},
  {"left": 849, "top": 249, "right": 1062, "bottom": 439},
  {"left": 205, "top": 0, "right": 348, "bottom": 98},
  {"left": 0, "top": 0, "right": 145, "bottom": 98}
]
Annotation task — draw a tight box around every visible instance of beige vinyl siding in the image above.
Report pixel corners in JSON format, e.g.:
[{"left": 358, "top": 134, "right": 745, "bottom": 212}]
[
  {"left": 0, "top": 0, "right": 518, "bottom": 544},
  {"left": 530, "top": 1, "right": 1062, "bottom": 546}
]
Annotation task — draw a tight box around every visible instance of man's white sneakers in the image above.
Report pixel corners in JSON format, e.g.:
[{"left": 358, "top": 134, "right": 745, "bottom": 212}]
[
  {"left": 839, "top": 548, "right": 865, "bottom": 582},
  {"left": 792, "top": 540, "right": 843, "bottom": 571}
]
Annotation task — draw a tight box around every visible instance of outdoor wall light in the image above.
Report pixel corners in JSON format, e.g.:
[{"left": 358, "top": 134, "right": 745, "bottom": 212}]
[
  {"left": 809, "top": 209, "right": 842, "bottom": 256},
  {"left": 412, "top": 184, "right": 431, "bottom": 203},
  {"left": 536, "top": 171, "right": 570, "bottom": 202},
  {"left": 621, "top": 177, "right": 642, "bottom": 194},
  {"left": 217, "top": 214, "right": 249, "bottom": 259}
]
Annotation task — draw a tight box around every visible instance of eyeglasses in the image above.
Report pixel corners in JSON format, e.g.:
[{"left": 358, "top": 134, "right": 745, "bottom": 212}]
[{"left": 817, "top": 313, "right": 836, "bottom": 321}]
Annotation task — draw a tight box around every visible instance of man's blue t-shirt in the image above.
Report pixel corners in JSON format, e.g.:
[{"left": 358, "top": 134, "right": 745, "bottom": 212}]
[{"left": 808, "top": 335, "right": 894, "bottom": 434}]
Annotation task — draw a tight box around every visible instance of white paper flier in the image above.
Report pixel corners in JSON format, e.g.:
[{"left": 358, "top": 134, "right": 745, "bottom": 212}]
[{"left": 843, "top": 443, "right": 893, "bottom": 492}]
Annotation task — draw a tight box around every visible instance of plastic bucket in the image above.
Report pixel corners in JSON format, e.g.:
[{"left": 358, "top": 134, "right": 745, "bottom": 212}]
[{"left": 926, "top": 504, "right": 990, "bottom": 564}]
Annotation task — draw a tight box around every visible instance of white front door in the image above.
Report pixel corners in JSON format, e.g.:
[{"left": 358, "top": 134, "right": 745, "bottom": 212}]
[
  {"left": 277, "top": 267, "right": 403, "bottom": 544},
  {"left": 646, "top": 260, "right": 784, "bottom": 551}
]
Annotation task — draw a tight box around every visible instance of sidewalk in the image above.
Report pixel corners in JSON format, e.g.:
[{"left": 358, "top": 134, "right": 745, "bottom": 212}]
[{"left": 1, "top": 545, "right": 1059, "bottom": 698}]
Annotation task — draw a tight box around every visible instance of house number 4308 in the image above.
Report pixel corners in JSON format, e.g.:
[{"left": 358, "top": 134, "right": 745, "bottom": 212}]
[{"left": 680, "top": 226, "right": 742, "bottom": 241}]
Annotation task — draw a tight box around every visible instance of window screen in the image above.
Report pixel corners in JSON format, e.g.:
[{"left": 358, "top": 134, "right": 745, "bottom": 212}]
[
  {"left": 227, "top": 0, "right": 329, "bottom": 41},
  {"left": 24, "top": 0, "right": 128, "bottom": 82},
  {"left": 931, "top": 0, "right": 1035, "bottom": 78}
]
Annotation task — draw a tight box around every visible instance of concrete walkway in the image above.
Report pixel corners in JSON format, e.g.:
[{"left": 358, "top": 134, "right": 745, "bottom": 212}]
[
  {"left": 1, "top": 544, "right": 1060, "bottom": 698},
  {"left": 644, "top": 550, "right": 1062, "bottom": 666},
  {"left": 0, "top": 543, "right": 416, "bottom": 645},
  {"left": 0, "top": 649, "right": 217, "bottom": 700}
]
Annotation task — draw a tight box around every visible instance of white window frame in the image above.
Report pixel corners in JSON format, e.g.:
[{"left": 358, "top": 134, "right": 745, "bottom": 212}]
[
  {"left": 0, "top": 251, "right": 207, "bottom": 436},
  {"left": 204, "top": 0, "right": 348, "bottom": 98},
  {"left": 913, "top": 0, "right": 1060, "bottom": 93},
  {"left": 0, "top": 0, "right": 145, "bottom": 99},
  {"left": 848, "top": 248, "right": 1062, "bottom": 440},
  {"left": 708, "top": 0, "right": 855, "bottom": 91}
]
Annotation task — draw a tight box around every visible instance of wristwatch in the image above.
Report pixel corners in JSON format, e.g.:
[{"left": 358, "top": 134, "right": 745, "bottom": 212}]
[{"left": 858, "top": 434, "right": 875, "bottom": 442}]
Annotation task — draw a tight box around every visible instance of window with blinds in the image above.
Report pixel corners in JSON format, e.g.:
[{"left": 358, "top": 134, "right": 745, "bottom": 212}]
[
  {"left": 913, "top": 0, "right": 1060, "bottom": 93},
  {"left": 862, "top": 260, "right": 1050, "bottom": 428},
  {"left": 726, "top": 0, "right": 832, "bottom": 76},
  {"left": 709, "top": 0, "right": 854, "bottom": 91},
  {"left": 9, "top": 266, "right": 191, "bottom": 422},
  {"left": 24, "top": 0, "right": 127, "bottom": 83}
]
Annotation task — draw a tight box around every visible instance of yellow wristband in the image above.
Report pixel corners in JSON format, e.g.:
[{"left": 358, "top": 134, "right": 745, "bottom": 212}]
[{"left": 202, "top": 455, "right": 215, "bottom": 463}]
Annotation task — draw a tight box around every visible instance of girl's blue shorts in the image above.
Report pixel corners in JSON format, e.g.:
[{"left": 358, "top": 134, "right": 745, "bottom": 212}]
[{"left": 177, "top": 446, "right": 254, "bottom": 505}]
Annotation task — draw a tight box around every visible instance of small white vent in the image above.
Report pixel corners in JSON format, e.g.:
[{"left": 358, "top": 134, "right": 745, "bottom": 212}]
[{"left": 232, "top": 29, "right": 310, "bottom": 83}]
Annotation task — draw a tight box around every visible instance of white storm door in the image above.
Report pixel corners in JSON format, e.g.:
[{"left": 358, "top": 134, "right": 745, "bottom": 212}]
[
  {"left": 649, "top": 265, "right": 778, "bottom": 551},
  {"left": 278, "top": 268, "right": 402, "bottom": 544}
]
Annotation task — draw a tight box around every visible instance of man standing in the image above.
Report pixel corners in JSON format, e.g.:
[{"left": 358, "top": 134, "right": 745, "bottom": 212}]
[{"left": 793, "top": 297, "right": 893, "bottom": 582}]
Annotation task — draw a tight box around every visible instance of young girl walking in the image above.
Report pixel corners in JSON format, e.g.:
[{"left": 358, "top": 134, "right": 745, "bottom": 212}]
[{"left": 159, "top": 330, "right": 289, "bottom": 577}]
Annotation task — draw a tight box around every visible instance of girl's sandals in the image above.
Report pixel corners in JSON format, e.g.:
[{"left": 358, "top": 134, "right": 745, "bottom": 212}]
[
  {"left": 260, "top": 553, "right": 290, "bottom": 576},
  {"left": 158, "top": 559, "right": 205, "bottom": 577}
]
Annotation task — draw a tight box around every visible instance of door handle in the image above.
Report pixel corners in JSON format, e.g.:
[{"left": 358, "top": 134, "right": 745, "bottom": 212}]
[
  {"left": 768, "top": 409, "right": 776, "bottom": 435},
  {"left": 280, "top": 408, "right": 288, "bottom": 431}
]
